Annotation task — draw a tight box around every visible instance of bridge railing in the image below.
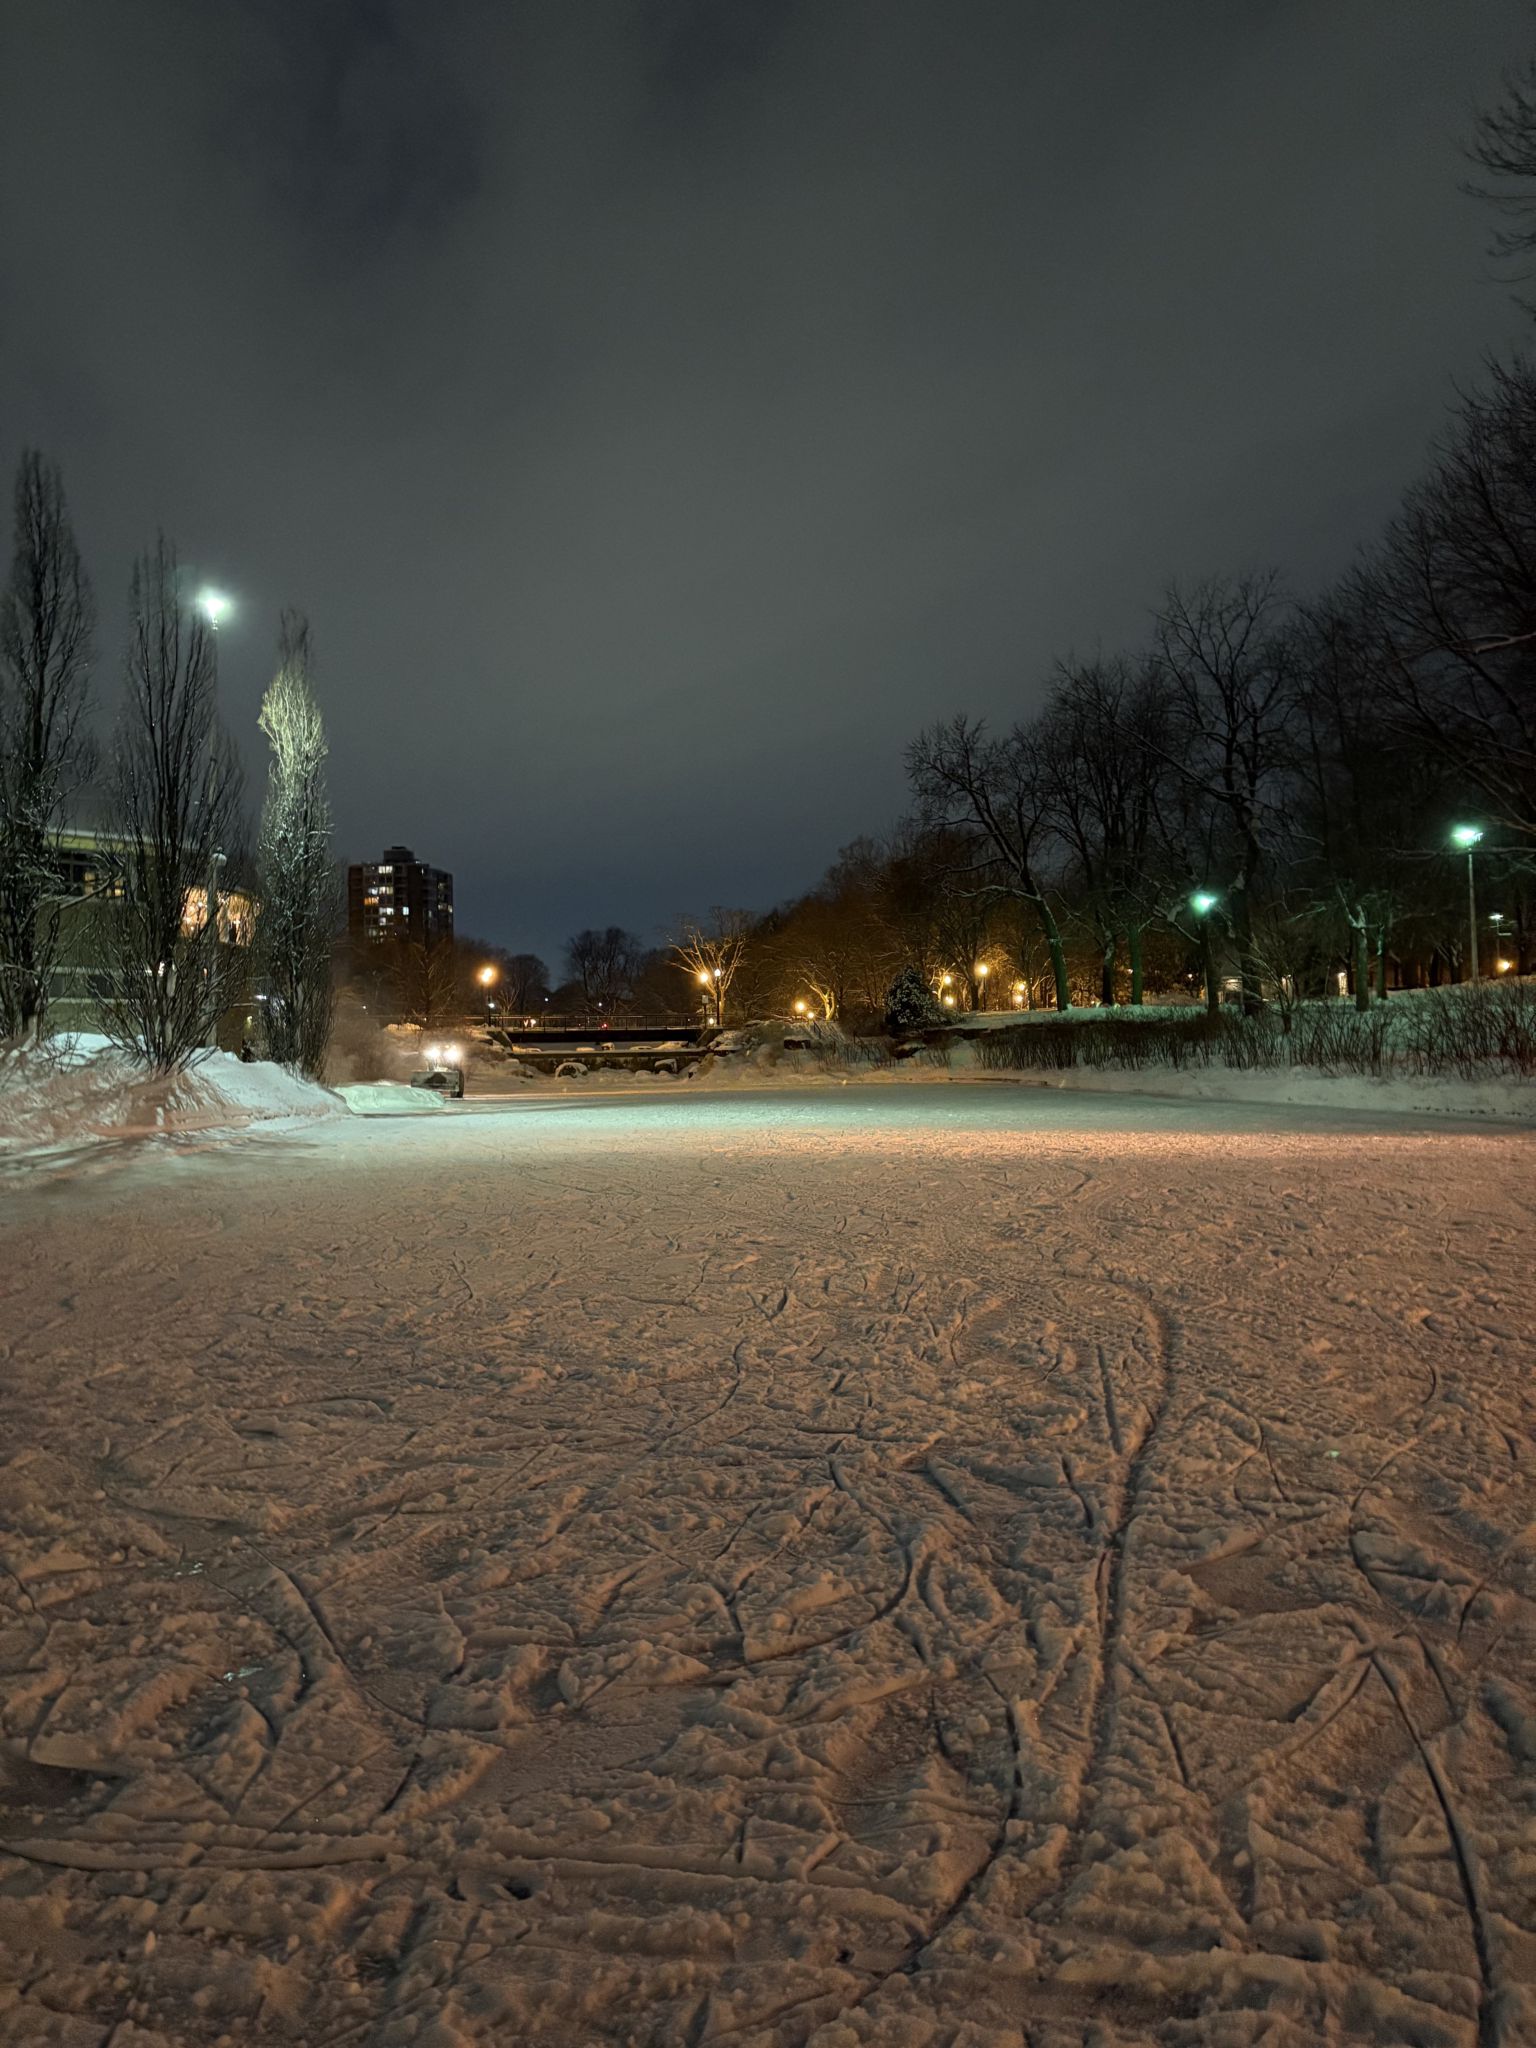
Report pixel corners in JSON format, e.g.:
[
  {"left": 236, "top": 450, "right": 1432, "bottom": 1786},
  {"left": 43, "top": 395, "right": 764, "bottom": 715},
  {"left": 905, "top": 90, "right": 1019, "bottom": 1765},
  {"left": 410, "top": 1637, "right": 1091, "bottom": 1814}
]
[{"left": 470, "top": 1013, "right": 705, "bottom": 1037}]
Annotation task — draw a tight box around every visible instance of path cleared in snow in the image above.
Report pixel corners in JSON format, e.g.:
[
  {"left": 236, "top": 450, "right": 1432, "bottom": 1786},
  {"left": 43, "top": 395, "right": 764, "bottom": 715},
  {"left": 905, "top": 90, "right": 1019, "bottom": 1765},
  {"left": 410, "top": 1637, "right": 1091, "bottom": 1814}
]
[{"left": 1, "top": 1087, "right": 1533, "bottom": 2047}]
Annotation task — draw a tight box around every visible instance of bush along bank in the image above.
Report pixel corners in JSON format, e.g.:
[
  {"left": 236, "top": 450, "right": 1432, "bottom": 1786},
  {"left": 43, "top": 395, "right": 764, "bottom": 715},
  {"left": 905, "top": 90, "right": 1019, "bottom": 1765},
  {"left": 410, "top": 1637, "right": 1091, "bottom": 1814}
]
[{"left": 963, "top": 980, "right": 1536, "bottom": 1082}]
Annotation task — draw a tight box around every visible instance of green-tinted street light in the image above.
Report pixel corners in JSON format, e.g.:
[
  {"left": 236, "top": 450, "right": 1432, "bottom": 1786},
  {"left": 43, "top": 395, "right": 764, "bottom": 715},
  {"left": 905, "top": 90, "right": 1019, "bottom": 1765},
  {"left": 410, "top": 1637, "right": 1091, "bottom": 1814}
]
[
  {"left": 1190, "top": 893, "right": 1219, "bottom": 1014},
  {"left": 1451, "top": 827, "right": 1483, "bottom": 981}
]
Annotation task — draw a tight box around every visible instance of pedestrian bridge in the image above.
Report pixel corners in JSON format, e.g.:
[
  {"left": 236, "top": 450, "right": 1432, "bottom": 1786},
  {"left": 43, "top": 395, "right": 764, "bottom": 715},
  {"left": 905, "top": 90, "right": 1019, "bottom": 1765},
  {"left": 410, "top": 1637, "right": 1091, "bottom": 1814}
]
[{"left": 480, "top": 1017, "right": 707, "bottom": 1050}]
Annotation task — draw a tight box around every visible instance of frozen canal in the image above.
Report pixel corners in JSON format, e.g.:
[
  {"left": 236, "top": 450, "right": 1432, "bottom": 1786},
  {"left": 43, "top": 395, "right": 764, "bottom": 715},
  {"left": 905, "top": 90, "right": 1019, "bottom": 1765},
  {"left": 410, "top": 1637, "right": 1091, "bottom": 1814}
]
[{"left": 1, "top": 1086, "right": 1534, "bottom": 2047}]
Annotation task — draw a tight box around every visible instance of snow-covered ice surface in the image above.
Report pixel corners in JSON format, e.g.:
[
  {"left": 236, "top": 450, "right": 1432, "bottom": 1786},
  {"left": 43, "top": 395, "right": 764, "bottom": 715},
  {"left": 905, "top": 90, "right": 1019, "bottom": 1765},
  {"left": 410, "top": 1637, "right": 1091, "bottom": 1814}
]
[{"left": 1, "top": 1086, "right": 1534, "bottom": 2048}]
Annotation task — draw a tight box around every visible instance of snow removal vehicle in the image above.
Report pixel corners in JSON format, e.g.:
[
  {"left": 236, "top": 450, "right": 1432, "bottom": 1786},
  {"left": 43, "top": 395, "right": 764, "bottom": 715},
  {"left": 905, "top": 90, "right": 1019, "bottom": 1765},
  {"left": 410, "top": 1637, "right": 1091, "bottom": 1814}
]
[{"left": 410, "top": 1043, "right": 466, "bottom": 1099}]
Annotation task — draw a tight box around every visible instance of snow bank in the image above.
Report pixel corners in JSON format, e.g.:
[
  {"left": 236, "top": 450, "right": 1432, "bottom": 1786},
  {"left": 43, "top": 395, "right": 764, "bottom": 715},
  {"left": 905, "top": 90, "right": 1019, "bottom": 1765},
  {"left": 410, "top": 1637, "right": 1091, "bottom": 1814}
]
[
  {"left": 0, "top": 1045, "right": 344, "bottom": 1155},
  {"left": 1009, "top": 1060, "right": 1536, "bottom": 1121},
  {"left": 949, "top": 1002, "right": 1200, "bottom": 1029},
  {"left": 335, "top": 1081, "right": 447, "bottom": 1115}
]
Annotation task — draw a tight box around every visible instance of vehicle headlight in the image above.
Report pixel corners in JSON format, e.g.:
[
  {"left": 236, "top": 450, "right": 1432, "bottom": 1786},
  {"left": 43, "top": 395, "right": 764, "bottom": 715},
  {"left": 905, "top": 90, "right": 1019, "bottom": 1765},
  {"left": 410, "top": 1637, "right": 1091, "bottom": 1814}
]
[
  {"left": 444, "top": 1044, "right": 460, "bottom": 1062},
  {"left": 424, "top": 1043, "right": 439, "bottom": 1063}
]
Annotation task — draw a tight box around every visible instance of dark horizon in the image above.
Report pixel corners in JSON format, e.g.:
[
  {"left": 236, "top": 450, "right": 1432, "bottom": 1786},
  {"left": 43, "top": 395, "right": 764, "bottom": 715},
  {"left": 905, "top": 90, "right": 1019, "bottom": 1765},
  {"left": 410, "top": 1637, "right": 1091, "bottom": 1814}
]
[{"left": 2, "top": 0, "right": 1530, "bottom": 970}]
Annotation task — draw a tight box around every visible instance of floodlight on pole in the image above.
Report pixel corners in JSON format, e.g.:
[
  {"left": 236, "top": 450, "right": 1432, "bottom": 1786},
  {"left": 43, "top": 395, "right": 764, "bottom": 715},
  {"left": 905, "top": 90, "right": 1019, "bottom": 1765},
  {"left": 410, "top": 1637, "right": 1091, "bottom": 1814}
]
[
  {"left": 1190, "top": 891, "right": 1220, "bottom": 1014},
  {"left": 1451, "top": 826, "right": 1484, "bottom": 982},
  {"left": 197, "top": 588, "right": 232, "bottom": 630}
]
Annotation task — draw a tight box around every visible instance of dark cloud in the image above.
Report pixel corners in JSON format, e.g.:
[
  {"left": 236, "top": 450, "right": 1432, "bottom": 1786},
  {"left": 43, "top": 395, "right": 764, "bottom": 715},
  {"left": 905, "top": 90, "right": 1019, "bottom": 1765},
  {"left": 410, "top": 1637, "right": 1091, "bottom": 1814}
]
[
  {"left": 1, "top": 0, "right": 1529, "bottom": 966},
  {"left": 218, "top": 2, "right": 486, "bottom": 248}
]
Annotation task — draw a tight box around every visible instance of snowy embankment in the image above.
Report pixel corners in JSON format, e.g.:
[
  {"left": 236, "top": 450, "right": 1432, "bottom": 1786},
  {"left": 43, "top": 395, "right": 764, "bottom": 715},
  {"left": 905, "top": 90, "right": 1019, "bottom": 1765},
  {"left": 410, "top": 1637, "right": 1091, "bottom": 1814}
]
[
  {"left": 0, "top": 1040, "right": 343, "bottom": 1154},
  {"left": 333, "top": 1080, "right": 447, "bottom": 1116},
  {"left": 1000, "top": 1060, "right": 1536, "bottom": 1122}
]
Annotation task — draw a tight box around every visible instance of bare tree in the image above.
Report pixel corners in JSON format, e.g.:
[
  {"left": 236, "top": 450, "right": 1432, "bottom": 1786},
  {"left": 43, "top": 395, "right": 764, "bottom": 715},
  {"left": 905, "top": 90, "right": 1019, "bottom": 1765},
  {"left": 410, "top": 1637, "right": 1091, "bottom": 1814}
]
[
  {"left": 1153, "top": 574, "right": 1297, "bottom": 1012},
  {"left": 99, "top": 538, "right": 245, "bottom": 1072},
  {"left": 671, "top": 909, "right": 752, "bottom": 1027},
  {"left": 1360, "top": 361, "right": 1536, "bottom": 843},
  {"left": 1466, "top": 53, "right": 1536, "bottom": 272},
  {"left": 393, "top": 936, "right": 459, "bottom": 1035},
  {"left": 759, "top": 884, "right": 892, "bottom": 1023},
  {"left": 1287, "top": 594, "right": 1454, "bottom": 1008},
  {"left": 906, "top": 715, "right": 1072, "bottom": 1010},
  {"left": 565, "top": 926, "right": 642, "bottom": 1011},
  {"left": 0, "top": 451, "right": 95, "bottom": 1041},
  {"left": 255, "top": 612, "right": 338, "bottom": 1075},
  {"left": 503, "top": 952, "right": 550, "bottom": 1012},
  {"left": 1041, "top": 656, "right": 1172, "bottom": 1004}
]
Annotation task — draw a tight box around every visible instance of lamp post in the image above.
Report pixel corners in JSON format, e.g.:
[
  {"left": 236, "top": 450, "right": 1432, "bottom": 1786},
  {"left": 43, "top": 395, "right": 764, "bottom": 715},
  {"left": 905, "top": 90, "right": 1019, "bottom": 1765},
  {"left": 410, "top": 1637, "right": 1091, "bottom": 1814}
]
[
  {"left": 1190, "top": 891, "right": 1220, "bottom": 1016},
  {"left": 478, "top": 963, "right": 497, "bottom": 1034},
  {"left": 197, "top": 592, "right": 233, "bottom": 1046},
  {"left": 197, "top": 589, "right": 231, "bottom": 680},
  {"left": 974, "top": 961, "right": 990, "bottom": 1010},
  {"left": 698, "top": 967, "right": 721, "bottom": 1027},
  {"left": 1451, "top": 826, "right": 1483, "bottom": 983}
]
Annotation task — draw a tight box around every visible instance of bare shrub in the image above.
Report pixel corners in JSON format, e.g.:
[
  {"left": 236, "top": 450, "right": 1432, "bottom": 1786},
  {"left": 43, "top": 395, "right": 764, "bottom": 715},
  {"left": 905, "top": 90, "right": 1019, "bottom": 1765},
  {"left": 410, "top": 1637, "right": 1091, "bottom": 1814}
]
[
  {"left": 1287, "top": 1004, "right": 1391, "bottom": 1076},
  {"left": 1400, "top": 980, "right": 1536, "bottom": 1077}
]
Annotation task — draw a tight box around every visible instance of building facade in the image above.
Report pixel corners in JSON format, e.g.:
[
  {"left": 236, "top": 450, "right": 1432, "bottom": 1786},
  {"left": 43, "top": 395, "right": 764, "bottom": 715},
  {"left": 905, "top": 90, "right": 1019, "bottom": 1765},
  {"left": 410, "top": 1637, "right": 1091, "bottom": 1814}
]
[
  {"left": 38, "top": 823, "right": 256, "bottom": 1045},
  {"left": 347, "top": 846, "right": 455, "bottom": 949}
]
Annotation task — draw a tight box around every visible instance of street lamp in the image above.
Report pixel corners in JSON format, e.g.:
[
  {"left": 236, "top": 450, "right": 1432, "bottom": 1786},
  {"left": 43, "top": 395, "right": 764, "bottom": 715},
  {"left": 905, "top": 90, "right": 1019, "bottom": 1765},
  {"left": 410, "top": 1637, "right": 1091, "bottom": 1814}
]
[
  {"left": 1190, "top": 891, "right": 1220, "bottom": 1017},
  {"left": 478, "top": 963, "right": 496, "bottom": 1032},
  {"left": 197, "top": 588, "right": 232, "bottom": 631},
  {"left": 974, "top": 962, "right": 990, "bottom": 1009},
  {"left": 1451, "top": 826, "right": 1483, "bottom": 983}
]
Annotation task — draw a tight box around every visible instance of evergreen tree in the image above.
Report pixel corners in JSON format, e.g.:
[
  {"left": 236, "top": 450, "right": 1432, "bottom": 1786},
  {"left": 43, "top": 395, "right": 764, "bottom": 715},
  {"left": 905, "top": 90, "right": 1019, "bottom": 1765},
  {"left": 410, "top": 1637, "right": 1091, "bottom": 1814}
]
[{"left": 883, "top": 964, "right": 943, "bottom": 1035}]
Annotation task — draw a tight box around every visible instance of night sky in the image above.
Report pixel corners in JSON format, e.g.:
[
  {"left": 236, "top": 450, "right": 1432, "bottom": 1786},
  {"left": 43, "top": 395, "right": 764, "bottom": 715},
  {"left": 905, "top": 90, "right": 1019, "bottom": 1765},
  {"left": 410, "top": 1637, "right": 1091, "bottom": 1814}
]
[{"left": 2, "top": 1, "right": 1529, "bottom": 967}]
